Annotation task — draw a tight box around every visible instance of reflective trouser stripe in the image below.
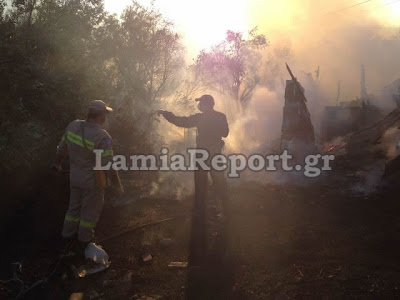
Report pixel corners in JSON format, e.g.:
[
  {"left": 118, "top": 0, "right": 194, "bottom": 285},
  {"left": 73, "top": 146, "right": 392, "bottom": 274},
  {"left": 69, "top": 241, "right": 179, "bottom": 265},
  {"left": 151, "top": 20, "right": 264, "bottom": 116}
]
[
  {"left": 79, "top": 220, "right": 96, "bottom": 229},
  {"left": 65, "top": 215, "right": 80, "bottom": 222},
  {"left": 63, "top": 187, "right": 104, "bottom": 242},
  {"left": 101, "top": 150, "right": 114, "bottom": 157},
  {"left": 65, "top": 215, "right": 96, "bottom": 229}
]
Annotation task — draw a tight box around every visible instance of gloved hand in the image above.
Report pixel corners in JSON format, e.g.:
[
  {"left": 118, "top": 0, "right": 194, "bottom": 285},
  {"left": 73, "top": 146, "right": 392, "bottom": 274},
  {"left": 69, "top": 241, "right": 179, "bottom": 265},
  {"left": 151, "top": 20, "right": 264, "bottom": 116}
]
[
  {"left": 157, "top": 110, "right": 166, "bottom": 116},
  {"left": 157, "top": 110, "right": 172, "bottom": 118}
]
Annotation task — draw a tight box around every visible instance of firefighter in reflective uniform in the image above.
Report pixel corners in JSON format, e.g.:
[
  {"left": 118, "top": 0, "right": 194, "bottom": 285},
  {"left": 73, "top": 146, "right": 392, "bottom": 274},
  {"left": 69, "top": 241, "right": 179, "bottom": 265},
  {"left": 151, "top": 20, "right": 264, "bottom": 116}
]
[
  {"left": 53, "top": 100, "right": 123, "bottom": 263},
  {"left": 158, "top": 94, "right": 230, "bottom": 266}
]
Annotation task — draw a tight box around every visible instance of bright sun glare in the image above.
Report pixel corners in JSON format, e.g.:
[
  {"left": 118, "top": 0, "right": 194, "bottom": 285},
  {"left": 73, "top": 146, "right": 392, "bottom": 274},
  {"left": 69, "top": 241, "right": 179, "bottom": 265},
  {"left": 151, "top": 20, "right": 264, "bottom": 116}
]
[
  {"left": 104, "top": 0, "right": 400, "bottom": 55},
  {"left": 382, "top": 0, "right": 400, "bottom": 24},
  {"left": 104, "top": 0, "right": 248, "bottom": 53}
]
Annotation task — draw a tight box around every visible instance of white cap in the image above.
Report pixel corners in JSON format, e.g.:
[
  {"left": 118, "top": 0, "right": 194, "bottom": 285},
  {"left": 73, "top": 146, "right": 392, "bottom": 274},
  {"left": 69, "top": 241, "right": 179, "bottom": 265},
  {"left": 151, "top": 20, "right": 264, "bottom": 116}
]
[{"left": 89, "top": 100, "right": 113, "bottom": 112}]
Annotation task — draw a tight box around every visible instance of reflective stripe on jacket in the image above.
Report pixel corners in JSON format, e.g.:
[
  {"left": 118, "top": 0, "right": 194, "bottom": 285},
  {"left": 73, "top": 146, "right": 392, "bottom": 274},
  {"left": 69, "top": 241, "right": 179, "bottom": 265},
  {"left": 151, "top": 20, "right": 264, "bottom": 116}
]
[{"left": 57, "top": 120, "right": 114, "bottom": 188}]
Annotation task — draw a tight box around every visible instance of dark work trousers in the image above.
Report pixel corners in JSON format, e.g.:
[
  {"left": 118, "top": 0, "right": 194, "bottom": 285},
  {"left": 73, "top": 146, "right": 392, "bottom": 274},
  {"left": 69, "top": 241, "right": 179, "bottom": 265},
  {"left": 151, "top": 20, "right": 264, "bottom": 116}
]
[{"left": 188, "top": 149, "right": 230, "bottom": 266}]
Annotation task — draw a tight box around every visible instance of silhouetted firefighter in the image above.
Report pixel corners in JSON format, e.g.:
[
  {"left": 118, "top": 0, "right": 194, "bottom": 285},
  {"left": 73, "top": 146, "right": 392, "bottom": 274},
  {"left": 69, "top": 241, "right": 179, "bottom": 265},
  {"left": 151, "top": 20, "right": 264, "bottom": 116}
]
[
  {"left": 281, "top": 63, "right": 315, "bottom": 159},
  {"left": 158, "top": 95, "right": 230, "bottom": 267}
]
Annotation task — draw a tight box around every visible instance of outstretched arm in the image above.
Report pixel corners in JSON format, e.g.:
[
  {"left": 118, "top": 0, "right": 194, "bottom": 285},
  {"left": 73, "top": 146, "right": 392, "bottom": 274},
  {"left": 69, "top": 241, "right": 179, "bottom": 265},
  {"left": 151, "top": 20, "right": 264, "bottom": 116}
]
[{"left": 158, "top": 110, "right": 198, "bottom": 128}]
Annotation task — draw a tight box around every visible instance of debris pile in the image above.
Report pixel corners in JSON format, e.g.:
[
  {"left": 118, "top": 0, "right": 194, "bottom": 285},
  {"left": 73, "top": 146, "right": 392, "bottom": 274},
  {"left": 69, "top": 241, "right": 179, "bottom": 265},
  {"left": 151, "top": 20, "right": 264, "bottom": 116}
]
[
  {"left": 321, "top": 65, "right": 384, "bottom": 141},
  {"left": 326, "top": 108, "right": 400, "bottom": 156},
  {"left": 321, "top": 101, "right": 383, "bottom": 142},
  {"left": 325, "top": 108, "right": 400, "bottom": 190}
]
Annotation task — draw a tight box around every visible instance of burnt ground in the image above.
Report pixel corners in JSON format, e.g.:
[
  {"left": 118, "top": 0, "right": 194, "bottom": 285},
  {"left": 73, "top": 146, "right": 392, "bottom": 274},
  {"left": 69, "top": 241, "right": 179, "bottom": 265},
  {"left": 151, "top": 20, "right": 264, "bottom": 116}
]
[{"left": 1, "top": 169, "right": 400, "bottom": 299}]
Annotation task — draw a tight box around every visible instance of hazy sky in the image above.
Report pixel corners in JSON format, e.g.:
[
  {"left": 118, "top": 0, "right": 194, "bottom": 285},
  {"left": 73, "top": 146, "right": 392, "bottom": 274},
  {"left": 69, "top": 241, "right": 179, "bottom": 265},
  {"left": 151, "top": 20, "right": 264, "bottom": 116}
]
[
  {"left": 104, "top": 0, "right": 400, "bottom": 100},
  {"left": 104, "top": 0, "right": 400, "bottom": 53}
]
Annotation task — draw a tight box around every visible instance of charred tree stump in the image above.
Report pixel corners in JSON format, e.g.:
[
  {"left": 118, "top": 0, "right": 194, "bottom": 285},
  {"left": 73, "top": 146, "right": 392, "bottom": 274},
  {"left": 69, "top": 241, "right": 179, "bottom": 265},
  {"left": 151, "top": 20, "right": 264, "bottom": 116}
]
[{"left": 281, "top": 79, "right": 315, "bottom": 160}]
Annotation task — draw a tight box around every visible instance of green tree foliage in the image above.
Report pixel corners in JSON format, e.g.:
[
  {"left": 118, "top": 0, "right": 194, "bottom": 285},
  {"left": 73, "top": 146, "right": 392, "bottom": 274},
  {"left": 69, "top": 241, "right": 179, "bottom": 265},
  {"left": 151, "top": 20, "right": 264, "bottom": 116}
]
[
  {"left": 0, "top": 0, "right": 184, "bottom": 195},
  {"left": 106, "top": 2, "right": 184, "bottom": 153},
  {"left": 193, "top": 28, "right": 267, "bottom": 111}
]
